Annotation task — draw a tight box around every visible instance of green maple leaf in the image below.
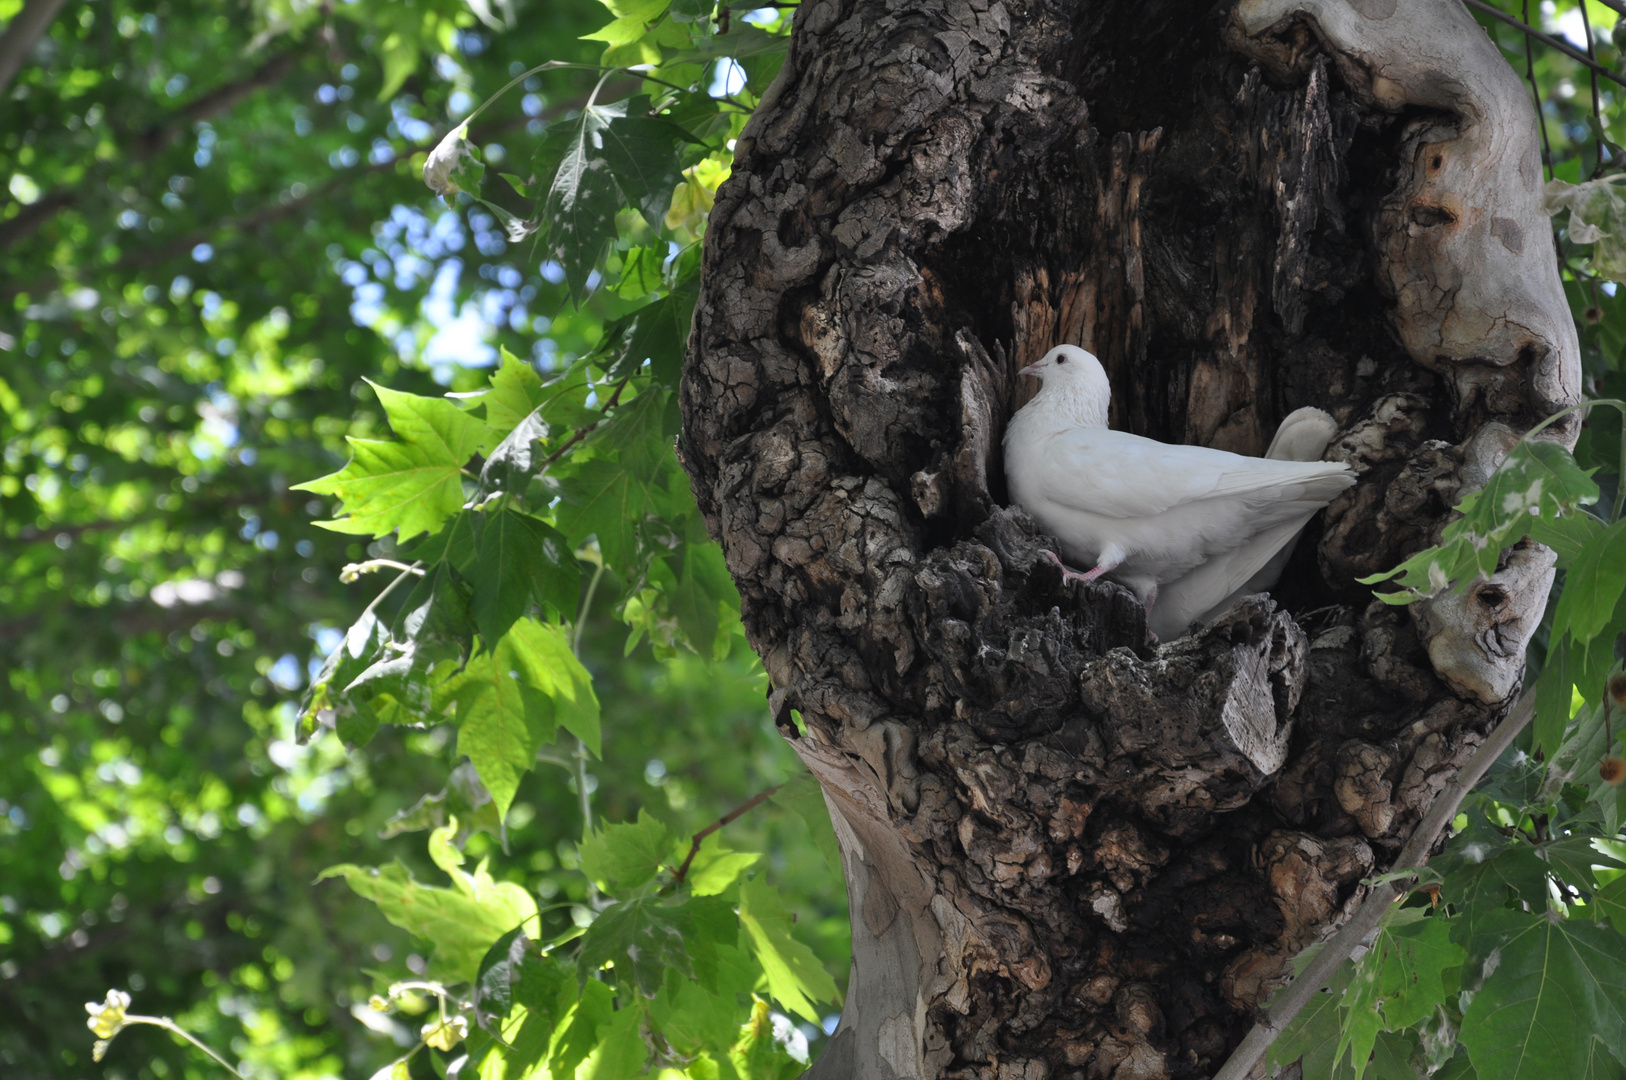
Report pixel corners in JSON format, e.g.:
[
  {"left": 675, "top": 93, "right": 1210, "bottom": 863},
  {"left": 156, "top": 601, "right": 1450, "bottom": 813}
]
[
  {"left": 736, "top": 876, "right": 840, "bottom": 1023},
  {"left": 684, "top": 833, "right": 760, "bottom": 898},
  {"left": 1461, "top": 910, "right": 1626, "bottom": 1080},
  {"left": 553, "top": 457, "right": 657, "bottom": 567},
  {"left": 1267, "top": 959, "right": 1354, "bottom": 1077},
  {"left": 471, "top": 510, "right": 580, "bottom": 646},
  {"left": 577, "top": 896, "right": 695, "bottom": 997},
  {"left": 469, "top": 347, "right": 548, "bottom": 442},
  {"left": 317, "top": 822, "right": 537, "bottom": 983},
  {"left": 599, "top": 114, "right": 693, "bottom": 230},
  {"left": 541, "top": 102, "right": 626, "bottom": 298},
  {"left": 1363, "top": 440, "right": 1597, "bottom": 603},
  {"left": 294, "top": 381, "right": 488, "bottom": 541},
  {"left": 1553, "top": 517, "right": 1626, "bottom": 645},
  {"left": 442, "top": 618, "right": 600, "bottom": 816},
  {"left": 579, "top": 810, "right": 675, "bottom": 894}
]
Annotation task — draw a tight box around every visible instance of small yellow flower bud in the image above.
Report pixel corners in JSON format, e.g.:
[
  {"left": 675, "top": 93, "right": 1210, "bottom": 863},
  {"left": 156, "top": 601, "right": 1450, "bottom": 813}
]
[
  {"left": 421, "top": 1014, "right": 469, "bottom": 1051},
  {"left": 85, "top": 989, "right": 131, "bottom": 1039},
  {"left": 369, "top": 995, "right": 391, "bottom": 1012}
]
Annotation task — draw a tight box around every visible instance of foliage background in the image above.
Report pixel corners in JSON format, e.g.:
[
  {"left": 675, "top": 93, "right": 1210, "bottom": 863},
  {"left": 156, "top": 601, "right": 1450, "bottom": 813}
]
[
  {"left": 11, "top": 0, "right": 1626, "bottom": 1078},
  {"left": 0, "top": 0, "right": 845, "bottom": 1077}
]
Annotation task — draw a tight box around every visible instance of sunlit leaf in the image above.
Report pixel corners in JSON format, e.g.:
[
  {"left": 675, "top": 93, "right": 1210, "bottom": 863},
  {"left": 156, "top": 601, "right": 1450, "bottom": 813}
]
[
  {"left": 580, "top": 809, "right": 675, "bottom": 893},
  {"left": 685, "top": 833, "right": 760, "bottom": 897},
  {"left": 736, "top": 876, "right": 840, "bottom": 1023},
  {"left": 541, "top": 102, "right": 627, "bottom": 297},
  {"left": 474, "top": 347, "right": 549, "bottom": 439},
  {"left": 317, "top": 825, "right": 538, "bottom": 983},
  {"left": 574, "top": 994, "right": 647, "bottom": 1080},
  {"left": 443, "top": 617, "right": 599, "bottom": 814},
  {"left": 293, "top": 382, "right": 488, "bottom": 541},
  {"left": 582, "top": 810, "right": 676, "bottom": 891}
]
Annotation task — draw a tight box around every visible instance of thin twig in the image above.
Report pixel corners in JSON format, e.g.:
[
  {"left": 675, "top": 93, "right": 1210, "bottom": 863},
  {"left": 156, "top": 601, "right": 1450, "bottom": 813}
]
[
  {"left": 1580, "top": 0, "right": 1608, "bottom": 174},
  {"left": 120, "top": 1016, "right": 248, "bottom": 1080},
  {"left": 1525, "top": 0, "right": 1555, "bottom": 177},
  {"left": 539, "top": 376, "right": 634, "bottom": 469},
  {"left": 339, "top": 558, "right": 425, "bottom": 583},
  {"left": 1463, "top": 0, "right": 1626, "bottom": 90},
  {"left": 570, "top": 560, "right": 606, "bottom": 899},
  {"left": 669, "top": 785, "right": 782, "bottom": 885},
  {"left": 1212, "top": 688, "right": 1536, "bottom": 1080}
]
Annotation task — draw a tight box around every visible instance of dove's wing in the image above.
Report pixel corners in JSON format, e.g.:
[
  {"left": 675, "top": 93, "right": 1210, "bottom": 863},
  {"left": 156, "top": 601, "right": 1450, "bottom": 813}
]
[
  {"left": 1032, "top": 426, "right": 1353, "bottom": 524},
  {"left": 1148, "top": 517, "right": 1310, "bottom": 640},
  {"left": 1148, "top": 406, "right": 1347, "bottom": 640}
]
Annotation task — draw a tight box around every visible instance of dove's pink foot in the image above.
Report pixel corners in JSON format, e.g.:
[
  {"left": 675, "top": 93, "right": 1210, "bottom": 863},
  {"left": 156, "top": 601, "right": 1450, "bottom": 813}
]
[{"left": 1040, "top": 549, "right": 1111, "bottom": 586}]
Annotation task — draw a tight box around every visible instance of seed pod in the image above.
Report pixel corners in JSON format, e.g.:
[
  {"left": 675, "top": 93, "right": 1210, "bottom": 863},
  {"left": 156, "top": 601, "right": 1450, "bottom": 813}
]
[
  {"left": 1609, "top": 671, "right": 1626, "bottom": 707},
  {"left": 1601, "top": 757, "right": 1626, "bottom": 786}
]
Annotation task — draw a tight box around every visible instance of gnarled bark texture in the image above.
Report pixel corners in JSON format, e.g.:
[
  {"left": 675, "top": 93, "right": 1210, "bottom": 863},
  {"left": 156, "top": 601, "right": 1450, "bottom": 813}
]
[{"left": 679, "top": 0, "right": 1579, "bottom": 1076}]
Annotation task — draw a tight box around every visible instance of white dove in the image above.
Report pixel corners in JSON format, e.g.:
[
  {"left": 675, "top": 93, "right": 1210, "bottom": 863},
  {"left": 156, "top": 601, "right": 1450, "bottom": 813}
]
[
  {"left": 1002, "top": 345, "right": 1355, "bottom": 634},
  {"left": 1147, "top": 406, "right": 1342, "bottom": 641}
]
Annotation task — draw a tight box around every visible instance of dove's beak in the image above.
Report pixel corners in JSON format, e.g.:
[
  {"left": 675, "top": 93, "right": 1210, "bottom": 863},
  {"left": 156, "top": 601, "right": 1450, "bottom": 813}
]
[{"left": 1017, "top": 363, "right": 1041, "bottom": 379}]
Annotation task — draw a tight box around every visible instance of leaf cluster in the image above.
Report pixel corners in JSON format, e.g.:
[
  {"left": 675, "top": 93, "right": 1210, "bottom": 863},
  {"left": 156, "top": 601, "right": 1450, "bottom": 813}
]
[{"left": 0, "top": 0, "right": 841, "bottom": 1076}]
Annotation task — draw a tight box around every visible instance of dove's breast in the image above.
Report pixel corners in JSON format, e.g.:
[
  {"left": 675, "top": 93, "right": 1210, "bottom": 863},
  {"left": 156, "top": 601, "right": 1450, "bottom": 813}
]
[{"left": 1003, "top": 414, "right": 1353, "bottom": 592}]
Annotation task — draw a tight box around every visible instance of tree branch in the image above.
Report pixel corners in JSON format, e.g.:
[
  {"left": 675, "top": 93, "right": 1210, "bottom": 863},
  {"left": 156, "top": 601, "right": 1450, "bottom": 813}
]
[
  {"left": 667, "top": 785, "right": 781, "bottom": 885},
  {"left": 1462, "top": 0, "right": 1626, "bottom": 90},
  {"left": 135, "top": 49, "right": 302, "bottom": 158},
  {"left": 0, "top": 108, "right": 537, "bottom": 301},
  {"left": 0, "top": 46, "right": 304, "bottom": 252},
  {"left": 9, "top": 493, "right": 267, "bottom": 545},
  {"left": 0, "top": 0, "right": 69, "bottom": 95},
  {"left": 538, "top": 376, "right": 633, "bottom": 469},
  {"left": 1212, "top": 687, "right": 1536, "bottom": 1080}
]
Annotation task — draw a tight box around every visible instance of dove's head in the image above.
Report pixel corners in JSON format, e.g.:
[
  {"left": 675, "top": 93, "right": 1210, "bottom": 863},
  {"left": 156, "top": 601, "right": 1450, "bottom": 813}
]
[{"left": 1018, "top": 345, "right": 1111, "bottom": 426}]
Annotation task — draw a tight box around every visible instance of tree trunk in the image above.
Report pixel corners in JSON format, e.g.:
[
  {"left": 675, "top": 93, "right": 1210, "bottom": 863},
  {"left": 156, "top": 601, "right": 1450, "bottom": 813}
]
[{"left": 679, "top": 1, "right": 1579, "bottom": 1077}]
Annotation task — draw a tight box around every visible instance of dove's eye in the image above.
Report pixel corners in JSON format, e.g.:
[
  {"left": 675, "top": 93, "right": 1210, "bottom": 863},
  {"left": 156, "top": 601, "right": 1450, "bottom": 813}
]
[{"left": 1056, "top": 355, "right": 1067, "bottom": 364}]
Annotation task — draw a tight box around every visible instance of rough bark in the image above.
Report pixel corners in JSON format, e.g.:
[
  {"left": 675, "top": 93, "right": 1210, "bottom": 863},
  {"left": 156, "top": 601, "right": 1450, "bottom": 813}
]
[{"left": 679, "top": 1, "right": 1579, "bottom": 1077}]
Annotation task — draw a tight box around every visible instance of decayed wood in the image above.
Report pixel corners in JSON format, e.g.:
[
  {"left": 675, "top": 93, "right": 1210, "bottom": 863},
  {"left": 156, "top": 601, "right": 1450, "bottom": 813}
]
[{"left": 679, "top": 0, "right": 1578, "bottom": 1076}]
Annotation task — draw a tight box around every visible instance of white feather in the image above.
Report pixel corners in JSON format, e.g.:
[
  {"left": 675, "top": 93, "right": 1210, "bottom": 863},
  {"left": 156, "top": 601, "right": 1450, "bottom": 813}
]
[
  {"left": 1002, "top": 346, "right": 1354, "bottom": 635},
  {"left": 1149, "top": 407, "right": 1343, "bottom": 640}
]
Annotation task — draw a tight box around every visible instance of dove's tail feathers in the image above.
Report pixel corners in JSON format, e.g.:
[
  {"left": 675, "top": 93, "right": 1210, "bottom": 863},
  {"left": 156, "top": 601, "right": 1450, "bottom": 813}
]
[{"left": 1266, "top": 407, "right": 1339, "bottom": 463}]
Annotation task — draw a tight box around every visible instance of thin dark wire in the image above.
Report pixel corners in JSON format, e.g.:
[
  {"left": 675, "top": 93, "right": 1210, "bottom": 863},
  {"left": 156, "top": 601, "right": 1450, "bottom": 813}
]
[
  {"left": 1525, "top": 0, "right": 1555, "bottom": 179},
  {"left": 1580, "top": 0, "right": 1608, "bottom": 174}
]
